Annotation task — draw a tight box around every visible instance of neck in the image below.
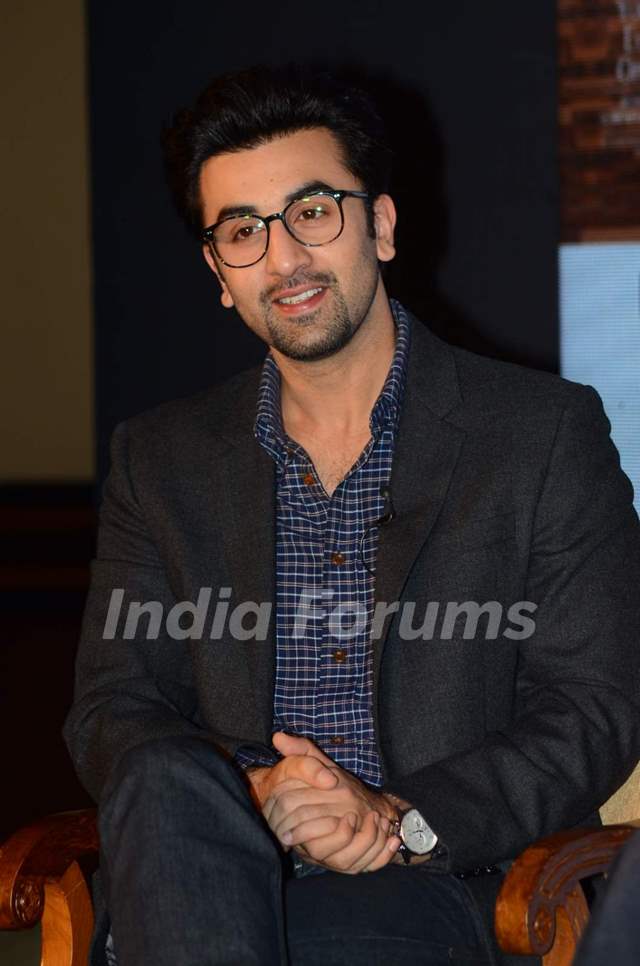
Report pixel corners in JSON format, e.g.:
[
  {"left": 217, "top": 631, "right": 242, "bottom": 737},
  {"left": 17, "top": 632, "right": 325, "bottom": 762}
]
[{"left": 273, "top": 286, "right": 396, "bottom": 439}]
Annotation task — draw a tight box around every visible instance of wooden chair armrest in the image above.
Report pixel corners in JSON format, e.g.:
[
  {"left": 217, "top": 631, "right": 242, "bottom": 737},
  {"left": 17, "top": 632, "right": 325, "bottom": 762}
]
[
  {"left": 0, "top": 809, "right": 98, "bottom": 930},
  {"left": 495, "top": 821, "right": 640, "bottom": 960}
]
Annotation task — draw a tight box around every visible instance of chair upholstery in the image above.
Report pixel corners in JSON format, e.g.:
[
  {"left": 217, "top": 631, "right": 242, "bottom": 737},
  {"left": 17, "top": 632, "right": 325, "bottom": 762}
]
[{"left": 599, "top": 761, "right": 640, "bottom": 826}]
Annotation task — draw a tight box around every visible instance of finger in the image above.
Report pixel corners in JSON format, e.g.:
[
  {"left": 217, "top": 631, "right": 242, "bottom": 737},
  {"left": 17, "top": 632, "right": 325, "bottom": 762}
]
[
  {"left": 272, "top": 732, "right": 336, "bottom": 769},
  {"left": 294, "top": 756, "right": 339, "bottom": 789},
  {"left": 375, "top": 835, "right": 404, "bottom": 868},
  {"left": 385, "top": 836, "right": 403, "bottom": 865},
  {"left": 361, "top": 830, "right": 403, "bottom": 871},
  {"left": 276, "top": 753, "right": 338, "bottom": 790},
  {"left": 275, "top": 801, "right": 356, "bottom": 841},
  {"left": 306, "top": 810, "right": 378, "bottom": 872},
  {"left": 301, "top": 813, "right": 359, "bottom": 862},
  {"left": 326, "top": 811, "right": 399, "bottom": 874},
  {"left": 282, "top": 815, "right": 342, "bottom": 847},
  {"left": 250, "top": 768, "right": 310, "bottom": 811},
  {"left": 354, "top": 817, "right": 396, "bottom": 873},
  {"left": 264, "top": 785, "right": 349, "bottom": 828},
  {"left": 262, "top": 782, "right": 326, "bottom": 824},
  {"left": 261, "top": 780, "right": 318, "bottom": 824},
  {"left": 324, "top": 809, "right": 381, "bottom": 873}
]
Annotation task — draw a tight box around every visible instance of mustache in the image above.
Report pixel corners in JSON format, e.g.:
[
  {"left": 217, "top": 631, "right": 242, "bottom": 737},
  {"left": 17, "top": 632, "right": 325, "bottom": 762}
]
[{"left": 261, "top": 272, "right": 336, "bottom": 304}]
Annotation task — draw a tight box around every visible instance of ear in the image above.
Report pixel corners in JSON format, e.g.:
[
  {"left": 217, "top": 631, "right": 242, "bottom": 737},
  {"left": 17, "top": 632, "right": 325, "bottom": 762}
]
[
  {"left": 372, "top": 194, "right": 396, "bottom": 263},
  {"left": 202, "top": 243, "right": 234, "bottom": 308}
]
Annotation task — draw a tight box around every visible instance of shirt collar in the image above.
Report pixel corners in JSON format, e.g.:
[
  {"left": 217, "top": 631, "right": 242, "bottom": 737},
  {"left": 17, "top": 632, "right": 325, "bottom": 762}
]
[
  {"left": 254, "top": 298, "right": 411, "bottom": 464},
  {"left": 369, "top": 298, "right": 410, "bottom": 435}
]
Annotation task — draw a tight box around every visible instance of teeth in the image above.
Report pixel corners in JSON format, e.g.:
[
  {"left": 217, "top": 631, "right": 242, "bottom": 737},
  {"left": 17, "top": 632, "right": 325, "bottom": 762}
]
[{"left": 277, "top": 288, "right": 322, "bottom": 305}]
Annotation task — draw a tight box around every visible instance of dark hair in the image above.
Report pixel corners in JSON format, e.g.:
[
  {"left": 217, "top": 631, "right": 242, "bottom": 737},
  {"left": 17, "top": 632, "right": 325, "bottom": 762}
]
[{"left": 162, "top": 64, "right": 393, "bottom": 240}]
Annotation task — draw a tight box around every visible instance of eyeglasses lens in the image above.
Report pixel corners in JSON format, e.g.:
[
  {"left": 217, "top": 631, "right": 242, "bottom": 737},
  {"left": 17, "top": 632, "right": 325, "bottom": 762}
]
[
  {"left": 284, "top": 195, "right": 341, "bottom": 244},
  {"left": 212, "top": 194, "right": 342, "bottom": 267}
]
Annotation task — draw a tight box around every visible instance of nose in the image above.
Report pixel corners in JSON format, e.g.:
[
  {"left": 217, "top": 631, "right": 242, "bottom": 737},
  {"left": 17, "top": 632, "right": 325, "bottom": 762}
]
[{"left": 264, "top": 218, "right": 312, "bottom": 278}]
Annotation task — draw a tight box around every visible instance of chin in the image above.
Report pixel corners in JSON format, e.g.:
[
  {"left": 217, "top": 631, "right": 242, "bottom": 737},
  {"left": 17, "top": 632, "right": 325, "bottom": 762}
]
[
  {"left": 273, "top": 326, "right": 355, "bottom": 362},
  {"left": 282, "top": 344, "right": 342, "bottom": 362}
]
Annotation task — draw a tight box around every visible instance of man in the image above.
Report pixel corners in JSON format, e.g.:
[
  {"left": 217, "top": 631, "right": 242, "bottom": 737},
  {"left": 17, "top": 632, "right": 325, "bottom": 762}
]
[
  {"left": 64, "top": 66, "right": 640, "bottom": 965},
  {"left": 573, "top": 829, "right": 640, "bottom": 964}
]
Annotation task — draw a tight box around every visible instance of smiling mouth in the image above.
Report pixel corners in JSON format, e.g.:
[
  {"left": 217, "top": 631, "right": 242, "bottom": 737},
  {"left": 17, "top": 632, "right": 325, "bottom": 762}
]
[{"left": 275, "top": 287, "right": 324, "bottom": 305}]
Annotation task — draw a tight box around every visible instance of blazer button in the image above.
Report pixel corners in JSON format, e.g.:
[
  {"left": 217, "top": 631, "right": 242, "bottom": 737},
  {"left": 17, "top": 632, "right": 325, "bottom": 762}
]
[
  {"left": 331, "top": 551, "right": 345, "bottom": 565},
  {"left": 303, "top": 472, "right": 314, "bottom": 485},
  {"left": 332, "top": 648, "right": 347, "bottom": 663},
  {"left": 329, "top": 735, "right": 345, "bottom": 745}
]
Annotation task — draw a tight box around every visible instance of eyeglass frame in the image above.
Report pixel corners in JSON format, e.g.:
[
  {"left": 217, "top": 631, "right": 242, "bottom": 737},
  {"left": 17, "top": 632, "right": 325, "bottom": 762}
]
[{"left": 201, "top": 188, "right": 371, "bottom": 268}]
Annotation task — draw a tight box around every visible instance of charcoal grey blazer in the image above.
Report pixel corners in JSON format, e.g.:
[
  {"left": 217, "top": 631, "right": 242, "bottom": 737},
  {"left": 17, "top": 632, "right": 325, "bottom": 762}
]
[{"left": 64, "top": 310, "right": 640, "bottom": 876}]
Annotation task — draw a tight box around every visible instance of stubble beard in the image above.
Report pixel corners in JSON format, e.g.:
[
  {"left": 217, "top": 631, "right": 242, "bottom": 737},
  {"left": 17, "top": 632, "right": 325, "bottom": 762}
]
[{"left": 258, "top": 268, "right": 378, "bottom": 362}]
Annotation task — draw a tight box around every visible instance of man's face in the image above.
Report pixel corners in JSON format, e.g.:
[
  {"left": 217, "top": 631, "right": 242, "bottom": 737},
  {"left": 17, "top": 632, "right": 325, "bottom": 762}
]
[{"left": 200, "top": 128, "right": 396, "bottom": 362}]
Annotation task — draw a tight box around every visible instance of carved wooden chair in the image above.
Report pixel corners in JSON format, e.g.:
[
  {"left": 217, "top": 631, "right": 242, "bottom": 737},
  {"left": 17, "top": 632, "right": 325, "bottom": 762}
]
[
  {"left": 496, "top": 764, "right": 640, "bottom": 964},
  {"left": 1, "top": 765, "right": 638, "bottom": 965}
]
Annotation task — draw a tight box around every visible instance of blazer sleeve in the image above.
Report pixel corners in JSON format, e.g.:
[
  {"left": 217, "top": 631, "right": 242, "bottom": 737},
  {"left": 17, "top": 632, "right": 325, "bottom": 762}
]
[
  {"left": 62, "top": 420, "right": 269, "bottom": 803},
  {"left": 382, "top": 385, "right": 640, "bottom": 872}
]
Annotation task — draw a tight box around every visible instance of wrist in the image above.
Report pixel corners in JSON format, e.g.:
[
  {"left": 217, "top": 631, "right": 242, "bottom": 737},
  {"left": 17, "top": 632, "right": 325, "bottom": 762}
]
[
  {"left": 374, "top": 791, "right": 401, "bottom": 824},
  {"left": 244, "top": 764, "right": 271, "bottom": 809},
  {"left": 381, "top": 790, "right": 412, "bottom": 819}
]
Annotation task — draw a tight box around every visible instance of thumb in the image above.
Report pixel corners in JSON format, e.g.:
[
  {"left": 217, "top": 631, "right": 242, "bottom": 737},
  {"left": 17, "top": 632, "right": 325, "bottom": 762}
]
[
  {"left": 272, "top": 732, "right": 338, "bottom": 787},
  {"left": 272, "top": 731, "right": 334, "bottom": 766}
]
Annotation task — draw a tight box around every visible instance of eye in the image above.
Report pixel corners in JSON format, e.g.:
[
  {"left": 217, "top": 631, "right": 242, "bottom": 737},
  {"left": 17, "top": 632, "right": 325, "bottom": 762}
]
[
  {"left": 298, "top": 205, "right": 326, "bottom": 221},
  {"left": 296, "top": 204, "right": 329, "bottom": 223},
  {"left": 230, "top": 220, "right": 265, "bottom": 243}
]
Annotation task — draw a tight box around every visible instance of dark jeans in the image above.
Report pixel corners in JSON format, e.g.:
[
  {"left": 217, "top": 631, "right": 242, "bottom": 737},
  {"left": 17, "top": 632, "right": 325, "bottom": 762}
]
[{"left": 98, "top": 735, "right": 497, "bottom": 965}]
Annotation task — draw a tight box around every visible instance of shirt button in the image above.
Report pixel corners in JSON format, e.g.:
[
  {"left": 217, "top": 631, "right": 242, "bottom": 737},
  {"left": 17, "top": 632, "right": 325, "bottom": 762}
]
[
  {"left": 332, "top": 648, "right": 347, "bottom": 663},
  {"left": 303, "top": 472, "right": 314, "bottom": 485},
  {"left": 329, "top": 736, "right": 345, "bottom": 745},
  {"left": 331, "top": 551, "right": 345, "bottom": 565}
]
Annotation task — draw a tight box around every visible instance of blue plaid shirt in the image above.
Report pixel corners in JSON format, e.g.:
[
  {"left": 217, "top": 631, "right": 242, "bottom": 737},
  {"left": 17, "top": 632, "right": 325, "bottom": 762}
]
[{"left": 235, "top": 300, "right": 411, "bottom": 787}]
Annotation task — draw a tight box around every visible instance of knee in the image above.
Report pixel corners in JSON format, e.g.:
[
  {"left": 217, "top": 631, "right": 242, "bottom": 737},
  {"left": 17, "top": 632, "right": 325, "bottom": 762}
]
[
  {"left": 97, "top": 734, "right": 280, "bottom": 867},
  {"left": 117, "top": 733, "right": 229, "bottom": 776},
  {"left": 99, "top": 734, "right": 245, "bottom": 818}
]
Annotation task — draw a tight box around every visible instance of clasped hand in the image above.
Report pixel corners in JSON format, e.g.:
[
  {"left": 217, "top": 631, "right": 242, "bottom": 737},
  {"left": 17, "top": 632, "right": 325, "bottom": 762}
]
[{"left": 247, "top": 732, "right": 402, "bottom": 874}]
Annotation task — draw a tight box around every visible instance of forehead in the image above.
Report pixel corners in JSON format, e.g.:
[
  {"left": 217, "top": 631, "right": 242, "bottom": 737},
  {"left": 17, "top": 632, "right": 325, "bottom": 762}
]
[{"left": 199, "top": 128, "right": 357, "bottom": 223}]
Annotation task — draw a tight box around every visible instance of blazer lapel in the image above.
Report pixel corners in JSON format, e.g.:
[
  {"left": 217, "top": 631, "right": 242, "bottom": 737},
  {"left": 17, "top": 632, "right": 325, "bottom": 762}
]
[
  {"left": 214, "top": 372, "right": 277, "bottom": 742},
  {"left": 372, "top": 317, "right": 466, "bottom": 695}
]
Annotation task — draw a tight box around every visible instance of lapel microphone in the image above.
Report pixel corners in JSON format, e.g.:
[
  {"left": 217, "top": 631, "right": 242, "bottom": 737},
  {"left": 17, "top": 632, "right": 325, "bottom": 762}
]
[
  {"left": 377, "top": 486, "right": 396, "bottom": 526},
  {"left": 359, "top": 486, "right": 395, "bottom": 575}
]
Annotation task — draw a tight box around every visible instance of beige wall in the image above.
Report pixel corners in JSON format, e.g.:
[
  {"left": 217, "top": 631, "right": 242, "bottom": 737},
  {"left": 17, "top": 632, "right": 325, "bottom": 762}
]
[{"left": 1, "top": 2, "right": 94, "bottom": 481}]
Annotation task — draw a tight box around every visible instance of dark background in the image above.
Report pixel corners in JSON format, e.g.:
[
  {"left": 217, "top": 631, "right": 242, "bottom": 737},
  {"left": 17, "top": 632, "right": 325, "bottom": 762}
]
[
  {"left": 1, "top": 0, "right": 558, "bottom": 838},
  {"left": 89, "top": 0, "right": 559, "bottom": 485}
]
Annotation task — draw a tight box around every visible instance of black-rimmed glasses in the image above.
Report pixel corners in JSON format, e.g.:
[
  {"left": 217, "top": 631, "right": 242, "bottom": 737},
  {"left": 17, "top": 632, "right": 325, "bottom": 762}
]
[{"left": 202, "top": 189, "right": 370, "bottom": 268}]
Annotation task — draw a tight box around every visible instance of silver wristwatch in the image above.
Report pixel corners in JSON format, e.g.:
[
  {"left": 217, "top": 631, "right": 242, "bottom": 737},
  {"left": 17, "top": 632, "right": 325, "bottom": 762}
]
[{"left": 390, "top": 807, "right": 439, "bottom": 864}]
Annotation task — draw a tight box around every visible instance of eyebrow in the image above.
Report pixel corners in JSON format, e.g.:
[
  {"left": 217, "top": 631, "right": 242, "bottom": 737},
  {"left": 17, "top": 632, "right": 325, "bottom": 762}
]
[{"left": 214, "top": 180, "right": 336, "bottom": 223}]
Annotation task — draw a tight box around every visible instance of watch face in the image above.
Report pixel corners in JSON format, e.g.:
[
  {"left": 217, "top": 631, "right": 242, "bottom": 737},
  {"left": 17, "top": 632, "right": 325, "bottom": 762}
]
[{"left": 400, "top": 808, "right": 438, "bottom": 855}]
